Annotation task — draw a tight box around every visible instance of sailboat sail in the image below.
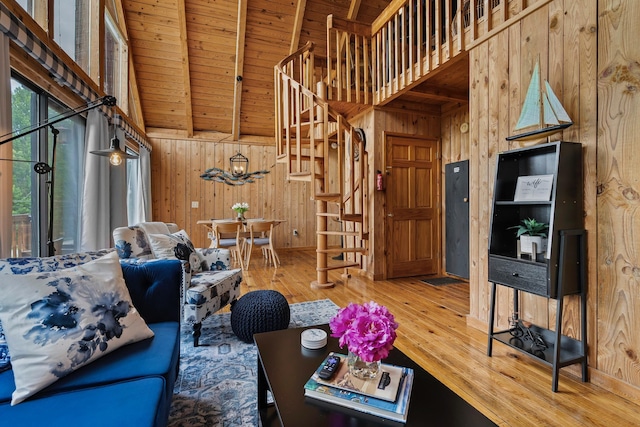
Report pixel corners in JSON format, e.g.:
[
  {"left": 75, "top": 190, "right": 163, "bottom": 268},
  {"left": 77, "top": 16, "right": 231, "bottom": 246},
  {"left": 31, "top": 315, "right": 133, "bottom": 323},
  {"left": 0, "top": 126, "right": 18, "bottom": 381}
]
[
  {"left": 544, "top": 80, "right": 572, "bottom": 123},
  {"left": 514, "top": 62, "right": 542, "bottom": 131},
  {"left": 508, "top": 60, "right": 573, "bottom": 141},
  {"left": 542, "top": 92, "right": 560, "bottom": 126}
]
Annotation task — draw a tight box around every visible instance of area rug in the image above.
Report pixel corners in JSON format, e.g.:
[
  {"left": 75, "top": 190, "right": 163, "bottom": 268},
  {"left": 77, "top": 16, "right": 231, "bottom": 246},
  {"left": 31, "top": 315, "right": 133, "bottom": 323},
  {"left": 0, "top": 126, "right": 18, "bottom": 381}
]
[{"left": 168, "top": 299, "right": 340, "bottom": 427}]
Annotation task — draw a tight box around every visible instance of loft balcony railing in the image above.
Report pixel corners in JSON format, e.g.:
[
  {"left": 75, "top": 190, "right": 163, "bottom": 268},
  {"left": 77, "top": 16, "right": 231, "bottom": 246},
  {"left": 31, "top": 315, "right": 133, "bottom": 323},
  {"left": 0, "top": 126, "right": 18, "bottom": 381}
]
[{"left": 325, "top": 0, "right": 544, "bottom": 108}]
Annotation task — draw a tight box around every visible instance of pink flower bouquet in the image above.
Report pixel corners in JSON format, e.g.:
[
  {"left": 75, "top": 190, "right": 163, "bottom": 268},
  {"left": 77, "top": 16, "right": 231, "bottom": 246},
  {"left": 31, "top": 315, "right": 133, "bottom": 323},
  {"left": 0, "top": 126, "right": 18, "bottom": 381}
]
[{"left": 329, "top": 301, "right": 399, "bottom": 362}]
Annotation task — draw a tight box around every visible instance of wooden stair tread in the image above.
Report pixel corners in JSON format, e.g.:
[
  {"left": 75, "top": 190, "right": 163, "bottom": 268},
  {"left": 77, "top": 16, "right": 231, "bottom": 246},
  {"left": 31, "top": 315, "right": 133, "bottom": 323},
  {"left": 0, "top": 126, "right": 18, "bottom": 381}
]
[
  {"left": 316, "top": 261, "right": 360, "bottom": 272},
  {"left": 340, "top": 214, "right": 363, "bottom": 222},
  {"left": 316, "top": 230, "right": 362, "bottom": 237},
  {"left": 316, "top": 247, "right": 367, "bottom": 254},
  {"left": 288, "top": 172, "right": 312, "bottom": 182},
  {"left": 314, "top": 192, "right": 341, "bottom": 201},
  {"left": 316, "top": 212, "right": 340, "bottom": 217},
  {"left": 326, "top": 99, "right": 372, "bottom": 118}
]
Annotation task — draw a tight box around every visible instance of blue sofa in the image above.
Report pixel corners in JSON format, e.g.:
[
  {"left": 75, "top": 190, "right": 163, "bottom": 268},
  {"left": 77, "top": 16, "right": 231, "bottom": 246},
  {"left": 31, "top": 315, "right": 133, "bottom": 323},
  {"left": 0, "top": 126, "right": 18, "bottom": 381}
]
[{"left": 0, "top": 250, "right": 182, "bottom": 427}]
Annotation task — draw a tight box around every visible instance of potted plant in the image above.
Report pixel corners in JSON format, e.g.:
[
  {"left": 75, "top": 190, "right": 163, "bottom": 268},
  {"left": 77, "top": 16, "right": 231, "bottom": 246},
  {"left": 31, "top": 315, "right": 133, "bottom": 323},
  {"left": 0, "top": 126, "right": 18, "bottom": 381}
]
[{"left": 509, "top": 217, "right": 549, "bottom": 255}]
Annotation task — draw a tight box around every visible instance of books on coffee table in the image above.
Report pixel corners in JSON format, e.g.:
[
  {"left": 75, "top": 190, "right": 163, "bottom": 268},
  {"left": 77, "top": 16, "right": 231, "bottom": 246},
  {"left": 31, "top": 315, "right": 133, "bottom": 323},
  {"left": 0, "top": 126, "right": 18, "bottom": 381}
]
[
  {"left": 304, "top": 353, "right": 414, "bottom": 423},
  {"left": 312, "top": 352, "right": 405, "bottom": 402}
]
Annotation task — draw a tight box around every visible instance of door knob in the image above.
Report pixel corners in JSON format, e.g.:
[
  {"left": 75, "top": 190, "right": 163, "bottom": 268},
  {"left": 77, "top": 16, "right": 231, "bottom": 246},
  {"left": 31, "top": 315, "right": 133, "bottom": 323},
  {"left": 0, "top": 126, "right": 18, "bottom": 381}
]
[
  {"left": 463, "top": 197, "right": 469, "bottom": 203},
  {"left": 387, "top": 213, "right": 394, "bottom": 217}
]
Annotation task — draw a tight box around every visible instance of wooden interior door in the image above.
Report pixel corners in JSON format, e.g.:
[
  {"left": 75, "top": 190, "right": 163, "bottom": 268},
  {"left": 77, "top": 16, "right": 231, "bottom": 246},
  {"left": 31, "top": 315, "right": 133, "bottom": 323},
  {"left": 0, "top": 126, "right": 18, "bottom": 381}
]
[{"left": 385, "top": 135, "right": 439, "bottom": 278}]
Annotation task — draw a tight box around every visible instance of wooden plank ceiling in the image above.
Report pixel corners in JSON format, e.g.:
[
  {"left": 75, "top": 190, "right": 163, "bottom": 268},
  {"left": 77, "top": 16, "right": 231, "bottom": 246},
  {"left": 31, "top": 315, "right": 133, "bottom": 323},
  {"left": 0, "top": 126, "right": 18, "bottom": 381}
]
[
  {"left": 123, "top": 0, "right": 392, "bottom": 139},
  {"left": 122, "top": 0, "right": 469, "bottom": 140}
]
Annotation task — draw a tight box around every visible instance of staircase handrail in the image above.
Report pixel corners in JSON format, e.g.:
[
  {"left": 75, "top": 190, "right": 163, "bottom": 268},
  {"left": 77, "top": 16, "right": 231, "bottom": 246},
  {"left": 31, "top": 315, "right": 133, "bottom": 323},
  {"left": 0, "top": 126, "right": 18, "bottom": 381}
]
[{"left": 275, "top": 42, "right": 362, "bottom": 131}]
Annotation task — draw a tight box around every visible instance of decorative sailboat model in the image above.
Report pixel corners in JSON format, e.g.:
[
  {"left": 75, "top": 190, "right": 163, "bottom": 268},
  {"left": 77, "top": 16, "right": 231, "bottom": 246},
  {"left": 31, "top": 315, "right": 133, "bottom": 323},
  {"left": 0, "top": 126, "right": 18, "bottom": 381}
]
[{"left": 507, "top": 61, "right": 573, "bottom": 141}]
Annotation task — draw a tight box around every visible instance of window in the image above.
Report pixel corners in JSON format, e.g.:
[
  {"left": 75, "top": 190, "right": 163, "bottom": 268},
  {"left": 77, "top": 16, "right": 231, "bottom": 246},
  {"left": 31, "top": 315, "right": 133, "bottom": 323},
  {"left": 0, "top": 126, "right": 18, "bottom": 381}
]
[
  {"left": 10, "top": 76, "right": 86, "bottom": 257},
  {"left": 48, "top": 100, "right": 86, "bottom": 256},
  {"left": 9, "top": 79, "right": 40, "bottom": 257},
  {"left": 104, "top": 12, "right": 128, "bottom": 110},
  {"left": 14, "top": 0, "right": 47, "bottom": 31},
  {"left": 15, "top": 0, "right": 33, "bottom": 14},
  {"left": 53, "top": 0, "right": 93, "bottom": 74}
]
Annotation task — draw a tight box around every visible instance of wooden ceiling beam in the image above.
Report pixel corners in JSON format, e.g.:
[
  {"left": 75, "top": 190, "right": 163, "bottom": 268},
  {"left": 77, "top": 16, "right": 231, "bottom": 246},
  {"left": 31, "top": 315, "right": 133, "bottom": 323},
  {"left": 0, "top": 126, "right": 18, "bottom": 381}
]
[
  {"left": 177, "top": 0, "right": 194, "bottom": 137},
  {"left": 347, "top": 0, "right": 362, "bottom": 20},
  {"left": 232, "top": 0, "right": 248, "bottom": 140},
  {"left": 289, "top": 0, "right": 308, "bottom": 54},
  {"left": 146, "top": 127, "right": 275, "bottom": 146}
]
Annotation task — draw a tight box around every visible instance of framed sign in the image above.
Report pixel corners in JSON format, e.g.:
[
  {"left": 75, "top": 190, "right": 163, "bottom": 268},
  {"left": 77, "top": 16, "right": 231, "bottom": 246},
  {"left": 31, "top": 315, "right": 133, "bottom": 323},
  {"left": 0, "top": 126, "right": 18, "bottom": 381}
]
[{"left": 514, "top": 174, "right": 554, "bottom": 201}]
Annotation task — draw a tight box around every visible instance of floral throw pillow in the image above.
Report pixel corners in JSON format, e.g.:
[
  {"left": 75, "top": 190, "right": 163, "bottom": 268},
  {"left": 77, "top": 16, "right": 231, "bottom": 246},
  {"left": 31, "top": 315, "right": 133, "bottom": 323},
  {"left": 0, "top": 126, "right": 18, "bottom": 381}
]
[
  {"left": 0, "top": 322, "right": 9, "bottom": 373},
  {"left": 0, "top": 252, "right": 154, "bottom": 405},
  {"left": 147, "top": 230, "right": 202, "bottom": 273},
  {"left": 112, "top": 226, "right": 153, "bottom": 259}
]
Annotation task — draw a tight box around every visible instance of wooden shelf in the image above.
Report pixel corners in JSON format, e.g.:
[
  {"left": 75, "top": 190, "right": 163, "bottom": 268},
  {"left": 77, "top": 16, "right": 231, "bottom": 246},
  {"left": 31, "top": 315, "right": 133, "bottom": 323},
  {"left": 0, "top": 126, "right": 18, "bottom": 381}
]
[
  {"left": 492, "top": 326, "right": 585, "bottom": 368},
  {"left": 487, "top": 142, "right": 587, "bottom": 392}
]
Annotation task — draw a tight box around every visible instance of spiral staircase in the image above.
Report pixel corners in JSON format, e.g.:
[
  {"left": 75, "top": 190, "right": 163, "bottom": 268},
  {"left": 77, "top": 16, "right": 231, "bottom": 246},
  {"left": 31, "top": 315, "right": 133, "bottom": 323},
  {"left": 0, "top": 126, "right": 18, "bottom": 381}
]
[
  {"left": 274, "top": 38, "right": 370, "bottom": 288},
  {"left": 274, "top": 2, "right": 523, "bottom": 287}
]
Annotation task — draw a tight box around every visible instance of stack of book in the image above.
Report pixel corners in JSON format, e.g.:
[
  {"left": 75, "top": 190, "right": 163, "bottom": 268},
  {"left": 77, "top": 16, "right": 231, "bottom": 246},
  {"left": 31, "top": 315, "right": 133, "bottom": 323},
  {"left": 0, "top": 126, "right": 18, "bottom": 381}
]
[{"left": 304, "top": 352, "right": 414, "bottom": 423}]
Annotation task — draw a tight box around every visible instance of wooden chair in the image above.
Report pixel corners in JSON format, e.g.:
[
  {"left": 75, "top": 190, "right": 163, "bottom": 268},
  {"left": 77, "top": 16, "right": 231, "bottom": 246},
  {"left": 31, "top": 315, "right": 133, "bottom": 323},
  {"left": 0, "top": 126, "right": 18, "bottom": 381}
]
[
  {"left": 244, "top": 220, "right": 279, "bottom": 269},
  {"left": 212, "top": 221, "right": 246, "bottom": 270}
]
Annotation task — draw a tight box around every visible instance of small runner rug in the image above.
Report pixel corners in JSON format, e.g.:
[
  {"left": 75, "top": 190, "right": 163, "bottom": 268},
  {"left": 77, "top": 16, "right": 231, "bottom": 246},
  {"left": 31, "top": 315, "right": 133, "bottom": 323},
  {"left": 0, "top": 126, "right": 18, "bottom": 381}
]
[
  {"left": 168, "top": 298, "right": 340, "bottom": 427},
  {"left": 421, "top": 277, "right": 466, "bottom": 286}
]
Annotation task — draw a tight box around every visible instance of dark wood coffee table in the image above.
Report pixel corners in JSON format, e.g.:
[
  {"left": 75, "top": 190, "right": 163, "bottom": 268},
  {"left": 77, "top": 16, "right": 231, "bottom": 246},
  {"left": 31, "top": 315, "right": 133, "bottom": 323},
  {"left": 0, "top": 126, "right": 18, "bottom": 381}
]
[{"left": 255, "top": 324, "right": 497, "bottom": 426}]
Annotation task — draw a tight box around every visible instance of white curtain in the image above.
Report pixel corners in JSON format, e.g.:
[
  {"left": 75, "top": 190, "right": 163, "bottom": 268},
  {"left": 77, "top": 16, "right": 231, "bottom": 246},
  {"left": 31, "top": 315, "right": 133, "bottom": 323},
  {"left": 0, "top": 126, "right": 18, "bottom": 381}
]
[
  {"left": 0, "top": 34, "right": 12, "bottom": 258},
  {"left": 127, "top": 144, "right": 152, "bottom": 224},
  {"left": 126, "top": 149, "right": 141, "bottom": 225},
  {"left": 139, "top": 146, "right": 152, "bottom": 221},
  {"left": 81, "top": 117, "right": 133, "bottom": 249},
  {"left": 109, "top": 126, "right": 128, "bottom": 229},
  {"left": 80, "top": 110, "right": 112, "bottom": 250}
]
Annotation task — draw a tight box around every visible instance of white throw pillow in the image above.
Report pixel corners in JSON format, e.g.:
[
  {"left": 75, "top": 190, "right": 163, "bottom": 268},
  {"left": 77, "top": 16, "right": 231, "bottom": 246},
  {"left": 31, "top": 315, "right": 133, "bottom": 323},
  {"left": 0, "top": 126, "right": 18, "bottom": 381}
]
[
  {"left": 0, "top": 252, "right": 154, "bottom": 405},
  {"left": 147, "top": 230, "right": 202, "bottom": 273}
]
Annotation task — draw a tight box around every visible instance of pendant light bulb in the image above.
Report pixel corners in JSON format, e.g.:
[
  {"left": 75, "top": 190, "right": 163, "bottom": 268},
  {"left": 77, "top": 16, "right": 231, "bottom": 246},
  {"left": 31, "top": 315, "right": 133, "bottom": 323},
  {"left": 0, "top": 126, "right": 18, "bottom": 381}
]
[{"left": 110, "top": 152, "right": 123, "bottom": 166}]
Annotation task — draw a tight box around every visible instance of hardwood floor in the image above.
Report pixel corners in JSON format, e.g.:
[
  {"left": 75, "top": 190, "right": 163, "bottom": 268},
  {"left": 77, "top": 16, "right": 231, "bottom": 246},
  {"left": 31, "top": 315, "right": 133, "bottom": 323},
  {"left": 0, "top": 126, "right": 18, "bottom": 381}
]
[{"left": 236, "top": 249, "right": 640, "bottom": 426}]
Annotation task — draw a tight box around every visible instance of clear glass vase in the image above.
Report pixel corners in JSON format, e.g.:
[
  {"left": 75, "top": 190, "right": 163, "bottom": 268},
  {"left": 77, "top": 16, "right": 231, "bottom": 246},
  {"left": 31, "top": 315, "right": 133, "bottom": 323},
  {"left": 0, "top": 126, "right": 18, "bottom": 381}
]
[{"left": 347, "top": 351, "right": 381, "bottom": 380}]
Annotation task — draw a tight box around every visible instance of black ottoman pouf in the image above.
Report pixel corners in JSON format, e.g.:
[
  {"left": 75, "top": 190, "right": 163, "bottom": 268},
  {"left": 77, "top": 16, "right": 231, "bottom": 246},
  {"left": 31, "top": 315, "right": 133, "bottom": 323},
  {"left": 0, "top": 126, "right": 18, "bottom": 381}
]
[{"left": 231, "top": 290, "right": 291, "bottom": 343}]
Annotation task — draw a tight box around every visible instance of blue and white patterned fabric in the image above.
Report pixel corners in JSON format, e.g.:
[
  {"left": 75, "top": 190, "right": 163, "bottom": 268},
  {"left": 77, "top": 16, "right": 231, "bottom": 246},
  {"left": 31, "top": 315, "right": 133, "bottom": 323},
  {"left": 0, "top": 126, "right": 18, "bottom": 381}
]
[
  {"left": 0, "top": 252, "right": 154, "bottom": 405},
  {"left": 0, "top": 249, "right": 114, "bottom": 276},
  {"left": 113, "top": 223, "right": 242, "bottom": 346},
  {"left": 0, "top": 323, "right": 9, "bottom": 373},
  {"left": 0, "top": 249, "right": 114, "bottom": 371}
]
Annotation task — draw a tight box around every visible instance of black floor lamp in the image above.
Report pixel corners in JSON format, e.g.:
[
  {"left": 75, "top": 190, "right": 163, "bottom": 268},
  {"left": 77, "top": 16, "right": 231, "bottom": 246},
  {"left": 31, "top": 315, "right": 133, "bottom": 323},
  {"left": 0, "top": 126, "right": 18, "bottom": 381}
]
[{"left": 0, "top": 95, "right": 123, "bottom": 256}]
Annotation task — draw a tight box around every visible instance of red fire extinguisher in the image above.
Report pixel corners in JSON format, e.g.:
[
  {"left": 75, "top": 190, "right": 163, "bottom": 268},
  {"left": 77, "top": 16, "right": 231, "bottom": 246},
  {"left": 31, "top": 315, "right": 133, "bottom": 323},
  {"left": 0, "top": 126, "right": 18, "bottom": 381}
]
[{"left": 376, "top": 170, "right": 384, "bottom": 191}]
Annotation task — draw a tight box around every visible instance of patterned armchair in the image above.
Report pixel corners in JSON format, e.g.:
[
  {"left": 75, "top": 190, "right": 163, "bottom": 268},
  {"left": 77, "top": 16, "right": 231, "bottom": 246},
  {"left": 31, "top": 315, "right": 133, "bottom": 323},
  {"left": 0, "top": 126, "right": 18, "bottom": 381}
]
[{"left": 112, "top": 222, "right": 242, "bottom": 346}]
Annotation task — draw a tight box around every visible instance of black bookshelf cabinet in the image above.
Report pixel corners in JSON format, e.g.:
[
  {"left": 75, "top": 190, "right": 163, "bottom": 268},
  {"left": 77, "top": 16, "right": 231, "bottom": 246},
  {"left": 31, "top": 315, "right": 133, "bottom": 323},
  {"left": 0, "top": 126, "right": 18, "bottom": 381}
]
[{"left": 486, "top": 141, "right": 587, "bottom": 392}]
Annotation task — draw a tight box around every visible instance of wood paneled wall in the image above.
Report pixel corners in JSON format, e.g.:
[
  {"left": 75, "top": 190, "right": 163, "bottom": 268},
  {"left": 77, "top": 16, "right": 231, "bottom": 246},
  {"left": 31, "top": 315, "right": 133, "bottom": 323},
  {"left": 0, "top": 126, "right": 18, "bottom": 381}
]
[
  {"left": 349, "top": 108, "right": 442, "bottom": 280},
  {"left": 148, "top": 0, "right": 640, "bottom": 399},
  {"left": 149, "top": 136, "right": 318, "bottom": 250},
  {"left": 596, "top": 0, "right": 640, "bottom": 397},
  {"left": 459, "top": 0, "right": 640, "bottom": 398}
]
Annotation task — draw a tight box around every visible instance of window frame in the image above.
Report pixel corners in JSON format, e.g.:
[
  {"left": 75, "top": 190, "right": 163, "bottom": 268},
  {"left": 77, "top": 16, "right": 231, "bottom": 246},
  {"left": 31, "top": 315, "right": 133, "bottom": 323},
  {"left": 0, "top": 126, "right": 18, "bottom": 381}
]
[
  {"left": 10, "top": 72, "right": 88, "bottom": 257},
  {"left": 103, "top": 10, "right": 128, "bottom": 113}
]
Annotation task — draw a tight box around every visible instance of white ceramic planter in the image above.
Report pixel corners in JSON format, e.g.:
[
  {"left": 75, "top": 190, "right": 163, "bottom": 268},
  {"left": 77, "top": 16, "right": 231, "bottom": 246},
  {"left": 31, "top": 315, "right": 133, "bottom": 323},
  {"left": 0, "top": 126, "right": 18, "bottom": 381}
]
[{"left": 520, "top": 235, "right": 548, "bottom": 254}]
